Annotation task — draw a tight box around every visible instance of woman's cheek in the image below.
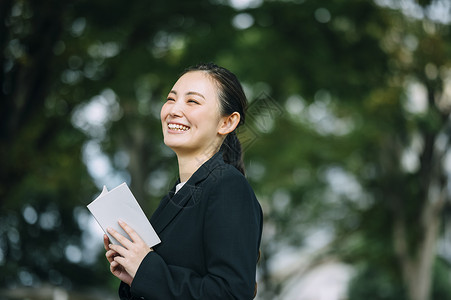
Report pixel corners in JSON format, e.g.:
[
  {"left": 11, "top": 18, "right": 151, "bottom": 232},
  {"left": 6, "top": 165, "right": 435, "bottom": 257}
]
[{"left": 160, "top": 103, "right": 169, "bottom": 120}]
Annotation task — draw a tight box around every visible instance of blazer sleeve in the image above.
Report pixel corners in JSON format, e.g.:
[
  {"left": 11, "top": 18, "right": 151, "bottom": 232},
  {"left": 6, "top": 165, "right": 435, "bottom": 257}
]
[{"left": 119, "top": 170, "right": 263, "bottom": 300}]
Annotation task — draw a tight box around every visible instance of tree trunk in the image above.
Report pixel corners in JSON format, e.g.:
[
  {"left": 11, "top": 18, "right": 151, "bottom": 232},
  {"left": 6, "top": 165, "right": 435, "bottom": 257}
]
[
  {"left": 394, "top": 187, "right": 445, "bottom": 300},
  {"left": 0, "top": 0, "right": 69, "bottom": 206},
  {"left": 393, "top": 126, "right": 449, "bottom": 300}
]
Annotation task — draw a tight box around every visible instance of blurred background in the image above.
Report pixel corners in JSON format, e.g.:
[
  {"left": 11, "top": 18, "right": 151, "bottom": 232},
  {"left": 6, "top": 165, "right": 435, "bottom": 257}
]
[{"left": 1, "top": 0, "right": 451, "bottom": 299}]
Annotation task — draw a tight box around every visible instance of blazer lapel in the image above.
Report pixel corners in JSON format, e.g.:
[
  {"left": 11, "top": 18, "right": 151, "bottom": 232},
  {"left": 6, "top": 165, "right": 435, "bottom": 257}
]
[
  {"left": 150, "top": 185, "right": 197, "bottom": 234},
  {"left": 150, "top": 151, "right": 225, "bottom": 235},
  {"left": 149, "top": 193, "right": 171, "bottom": 227}
]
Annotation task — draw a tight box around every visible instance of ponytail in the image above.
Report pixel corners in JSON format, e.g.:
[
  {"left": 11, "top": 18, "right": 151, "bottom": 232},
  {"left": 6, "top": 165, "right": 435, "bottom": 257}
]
[
  {"left": 182, "top": 63, "right": 247, "bottom": 175},
  {"left": 220, "top": 131, "right": 245, "bottom": 175}
]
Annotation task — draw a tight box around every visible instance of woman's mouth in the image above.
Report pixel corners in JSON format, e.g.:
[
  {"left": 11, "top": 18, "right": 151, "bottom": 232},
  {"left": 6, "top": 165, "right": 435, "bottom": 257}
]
[{"left": 168, "top": 123, "right": 190, "bottom": 132}]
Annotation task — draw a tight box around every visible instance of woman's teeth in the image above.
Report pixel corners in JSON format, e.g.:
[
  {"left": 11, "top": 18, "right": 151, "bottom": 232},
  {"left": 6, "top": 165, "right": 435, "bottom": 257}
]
[{"left": 168, "top": 123, "right": 190, "bottom": 131}]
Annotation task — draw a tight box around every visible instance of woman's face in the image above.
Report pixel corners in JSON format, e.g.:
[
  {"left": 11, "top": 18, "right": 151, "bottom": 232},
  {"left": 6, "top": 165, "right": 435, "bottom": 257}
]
[{"left": 161, "top": 71, "right": 224, "bottom": 157}]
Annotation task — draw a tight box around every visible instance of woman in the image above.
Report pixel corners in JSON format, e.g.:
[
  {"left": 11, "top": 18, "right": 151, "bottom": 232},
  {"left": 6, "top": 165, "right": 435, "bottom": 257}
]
[{"left": 104, "top": 63, "right": 263, "bottom": 299}]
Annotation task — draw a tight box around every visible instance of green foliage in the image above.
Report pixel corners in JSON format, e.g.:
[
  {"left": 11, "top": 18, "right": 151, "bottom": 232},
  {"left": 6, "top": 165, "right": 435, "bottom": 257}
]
[
  {"left": 348, "top": 258, "right": 451, "bottom": 300},
  {"left": 2, "top": 0, "right": 451, "bottom": 299},
  {"left": 431, "top": 258, "right": 451, "bottom": 300},
  {"left": 348, "top": 263, "right": 408, "bottom": 300}
]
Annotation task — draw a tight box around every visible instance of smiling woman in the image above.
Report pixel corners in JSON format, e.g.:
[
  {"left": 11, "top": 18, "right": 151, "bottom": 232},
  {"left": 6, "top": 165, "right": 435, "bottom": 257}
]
[
  {"left": 103, "top": 63, "right": 263, "bottom": 300},
  {"left": 160, "top": 70, "right": 243, "bottom": 179}
]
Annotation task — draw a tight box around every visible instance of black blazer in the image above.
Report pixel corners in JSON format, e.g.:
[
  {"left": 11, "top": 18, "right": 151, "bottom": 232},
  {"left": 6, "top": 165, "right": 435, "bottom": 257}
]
[{"left": 119, "top": 151, "right": 263, "bottom": 300}]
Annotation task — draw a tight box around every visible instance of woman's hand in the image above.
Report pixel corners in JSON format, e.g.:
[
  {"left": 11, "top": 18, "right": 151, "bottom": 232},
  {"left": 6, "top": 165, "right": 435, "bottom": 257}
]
[
  {"left": 104, "top": 234, "right": 134, "bottom": 285},
  {"left": 106, "top": 220, "right": 152, "bottom": 284}
]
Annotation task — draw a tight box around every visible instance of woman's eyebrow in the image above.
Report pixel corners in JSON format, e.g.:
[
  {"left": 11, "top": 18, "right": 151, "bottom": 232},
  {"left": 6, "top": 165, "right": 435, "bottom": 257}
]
[
  {"left": 169, "top": 90, "right": 205, "bottom": 99},
  {"left": 186, "top": 91, "right": 205, "bottom": 99}
]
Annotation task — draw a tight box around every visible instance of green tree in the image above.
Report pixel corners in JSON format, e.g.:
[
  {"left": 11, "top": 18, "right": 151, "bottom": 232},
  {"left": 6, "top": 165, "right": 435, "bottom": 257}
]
[
  {"left": 226, "top": 1, "right": 451, "bottom": 300},
  {"left": 0, "top": 0, "right": 106, "bottom": 290},
  {"left": 2, "top": 1, "right": 451, "bottom": 300},
  {"left": 342, "top": 3, "right": 451, "bottom": 300}
]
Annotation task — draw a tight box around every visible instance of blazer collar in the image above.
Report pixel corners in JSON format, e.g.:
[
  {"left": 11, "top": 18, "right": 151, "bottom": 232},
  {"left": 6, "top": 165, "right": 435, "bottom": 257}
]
[
  {"left": 183, "top": 150, "right": 225, "bottom": 185},
  {"left": 150, "top": 151, "right": 225, "bottom": 235}
]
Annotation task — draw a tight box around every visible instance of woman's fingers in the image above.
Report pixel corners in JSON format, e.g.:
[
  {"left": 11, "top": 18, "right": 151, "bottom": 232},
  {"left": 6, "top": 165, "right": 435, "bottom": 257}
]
[
  {"left": 111, "top": 260, "right": 119, "bottom": 268},
  {"left": 118, "top": 220, "right": 145, "bottom": 245},
  {"left": 104, "top": 235, "right": 118, "bottom": 264},
  {"left": 113, "top": 255, "right": 126, "bottom": 266},
  {"left": 107, "top": 220, "right": 146, "bottom": 250},
  {"left": 105, "top": 221, "right": 151, "bottom": 281},
  {"left": 103, "top": 234, "right": 111, "bottom": 251},
  {"left": 104, "top": 229, "right": 134, "bottom": 286},
  {"left": 105, "top": 249, "right": 118, "bottom": 263},
  {"left": 110, "top": 260, "right": 121, "bottom": 274},
  {"left": 107, "top": 226, "right": 133, "bottom": 249}
]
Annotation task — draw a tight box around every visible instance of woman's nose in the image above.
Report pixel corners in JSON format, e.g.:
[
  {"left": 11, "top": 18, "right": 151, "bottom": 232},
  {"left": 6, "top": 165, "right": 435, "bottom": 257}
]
[{"left": 169, "top": 100, "right": 184, "bottom": 117}]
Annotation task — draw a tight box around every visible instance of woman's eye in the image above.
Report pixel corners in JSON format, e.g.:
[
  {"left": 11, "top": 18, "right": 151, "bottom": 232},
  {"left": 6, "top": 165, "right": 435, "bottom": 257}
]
[
  {"left": 188, "top": 99, "right": 199, "bottom": 104},
  {"left": 166, "top": 97, "right": 175, "bottom": 102}
]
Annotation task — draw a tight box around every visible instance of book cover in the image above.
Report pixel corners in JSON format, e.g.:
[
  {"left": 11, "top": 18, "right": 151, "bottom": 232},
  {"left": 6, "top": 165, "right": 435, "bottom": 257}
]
[{"left": 87, "top": 182, "right": 161, "bottom": 248}]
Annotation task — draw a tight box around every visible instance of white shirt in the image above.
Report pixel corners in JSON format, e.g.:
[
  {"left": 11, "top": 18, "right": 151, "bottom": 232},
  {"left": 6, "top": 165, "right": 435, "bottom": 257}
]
[{"left": 175, "top": 182, "right": 186, "bottom": 194}]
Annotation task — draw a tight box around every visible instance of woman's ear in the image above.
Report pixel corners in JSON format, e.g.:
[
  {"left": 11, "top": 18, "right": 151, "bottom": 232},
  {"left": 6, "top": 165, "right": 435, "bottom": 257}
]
[{"left": 218, "top": 112, "right": 240, "bottom": 135}]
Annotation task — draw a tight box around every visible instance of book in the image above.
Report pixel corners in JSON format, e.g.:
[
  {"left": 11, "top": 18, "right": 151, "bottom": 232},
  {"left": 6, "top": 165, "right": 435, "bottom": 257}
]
[{"left": 87, "top": 182, "right": 161, "bottom": 248}]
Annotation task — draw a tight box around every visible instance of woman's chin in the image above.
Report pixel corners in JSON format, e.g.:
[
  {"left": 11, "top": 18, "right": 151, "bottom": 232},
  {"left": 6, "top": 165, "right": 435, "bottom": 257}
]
[{"left": 164, "top": 139, "right": 191, "bottom": 152}]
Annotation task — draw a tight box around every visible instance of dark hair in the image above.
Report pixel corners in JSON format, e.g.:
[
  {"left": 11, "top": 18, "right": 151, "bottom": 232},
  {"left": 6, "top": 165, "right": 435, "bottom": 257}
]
[{"left": 182, "top": 63, "right": 247, "bottom": 175}]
